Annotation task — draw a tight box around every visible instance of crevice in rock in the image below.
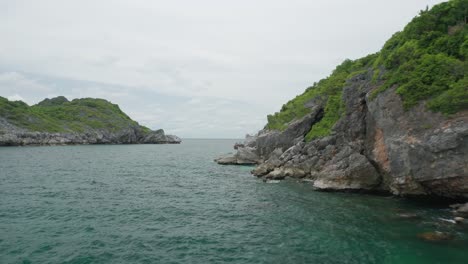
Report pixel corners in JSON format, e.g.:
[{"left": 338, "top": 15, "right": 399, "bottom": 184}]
[
  {"left": 360, "top": 92, "right": 384, "bottom": 188},
  {"left": 303, "top": 107, "right": 325, "bottom": 139},
  {"left": 366, "top": 157, "right": 384, "bottom": 185}
]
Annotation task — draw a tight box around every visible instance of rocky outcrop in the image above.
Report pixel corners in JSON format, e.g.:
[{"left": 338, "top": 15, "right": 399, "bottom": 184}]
[
  {"left": 215, "top": 146, "right": 260, "bottom": 165},
  {"left": 254, "top": 106, "right": 324, "bottom": 157},
  {"left": 0, "top": 117, "right": 181, "bottom": 146},
  {"left": 215, "top": 1, "right": 467, "bottom": 199},
  {"left": 215, "top": 106, "right": 324, "bottom": 166},
  {"left": 216, "top": 70, "right": 468, "bottom": 198},
  {"left": 140, "top": 129, "right": 181, "bottom": 144}
]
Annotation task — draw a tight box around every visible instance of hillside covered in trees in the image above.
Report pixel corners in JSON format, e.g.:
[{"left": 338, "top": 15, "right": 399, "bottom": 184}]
[
  {"left": 266, "top": 0, "right": 467, "bottom": 141},
  {"left": 0, "top": 96, "right": 180, "bottom": 145}
]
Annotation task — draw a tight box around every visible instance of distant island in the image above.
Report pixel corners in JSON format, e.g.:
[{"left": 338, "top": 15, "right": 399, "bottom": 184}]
[
  {"left": 0, "top": 96, "right": 181, "bottom": 146},
  {"left": 216, "top": 0, "right": 467, "bottom": 198}
]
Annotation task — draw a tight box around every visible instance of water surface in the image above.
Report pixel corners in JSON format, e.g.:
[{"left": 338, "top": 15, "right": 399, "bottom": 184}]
[{"left": 1, "top": 139, "right": 467, "bottom": 263}]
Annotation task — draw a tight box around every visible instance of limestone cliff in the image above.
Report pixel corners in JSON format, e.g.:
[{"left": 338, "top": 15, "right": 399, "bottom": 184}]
[{"left": 216, "top": 0, "right": 468, "bottom": 198}]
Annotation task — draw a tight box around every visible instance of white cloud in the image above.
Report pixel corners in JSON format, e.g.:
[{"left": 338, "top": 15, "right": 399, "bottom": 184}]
[
  {"left": 7, "top": 94, "right": 26, "bottom": 102},
  {"left": 0, "top": 71, "right": 53, "bottom": 104},
  {"left": 0, "top": 72, "right": 51, "bottom": 92}
]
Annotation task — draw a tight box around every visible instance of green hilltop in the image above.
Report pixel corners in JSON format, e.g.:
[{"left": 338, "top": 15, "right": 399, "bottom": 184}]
[
  {"left": 0, "top": 96, "right": 151, "bottom": 133},
  {"left": 266, "top": 0, "right": 467, "bottom": 141}
]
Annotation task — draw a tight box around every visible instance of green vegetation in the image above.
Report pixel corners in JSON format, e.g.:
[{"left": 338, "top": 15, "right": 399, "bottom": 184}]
[
  {"left": 371, "top": 0, "right": 467, "bottom": 111},
  {"left": 305, "top": 94, "right": 344, "bottom": 141},
  {"left": 266, "top": 54, "right": 377, "bottom": 139},
  {"left": 266, "top": 0, "right": 467, "bottom": 141},
  {"left": 427, "top": 76, "right": 468, "bottom": 114},
  {"left": 0, "top": 96, "right": 150, "bottom": 133}
]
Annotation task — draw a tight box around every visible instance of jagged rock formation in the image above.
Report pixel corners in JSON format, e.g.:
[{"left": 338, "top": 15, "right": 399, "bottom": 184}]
[
  {"left": 216, "top": 0, "right": 467, "bottom": 198},
  {"left": 217, "top": 70, "right": 467, "bottom": 198},
  {"left": 0, "top": 96, "right": 181, "bottom": 146}
]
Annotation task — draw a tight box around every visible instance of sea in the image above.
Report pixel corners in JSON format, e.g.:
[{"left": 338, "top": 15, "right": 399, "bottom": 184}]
[{"left": 1, "top": 139, "right": 467, "bottom": 263}]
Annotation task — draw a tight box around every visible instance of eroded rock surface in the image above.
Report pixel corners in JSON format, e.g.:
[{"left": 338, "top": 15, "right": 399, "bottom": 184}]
[
  {"left": 216, "top": 70, "right": 468, "bottom": 198},
  {"left": 215, "top": 146, "right": 260, "bottom": 165}
]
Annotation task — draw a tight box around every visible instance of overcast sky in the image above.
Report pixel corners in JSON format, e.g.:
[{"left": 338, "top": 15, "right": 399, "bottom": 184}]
[{"left": 0, "top": 0, "right": 443, "bottom": 138}]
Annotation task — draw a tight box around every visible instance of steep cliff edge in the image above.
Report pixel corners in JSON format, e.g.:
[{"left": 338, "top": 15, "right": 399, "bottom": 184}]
[
  {"left": 216, "top": 0, "right": 468, "bottom": 198},
  {"left": 0, "top": 96, "right": 181, "bottom": 145}
]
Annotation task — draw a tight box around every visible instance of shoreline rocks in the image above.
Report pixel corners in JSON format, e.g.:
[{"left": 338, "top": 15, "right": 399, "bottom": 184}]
[
  {"left": 215, "top": 70, "right": 468, "bottom": 199},
  {"left": 214, "top": 146, "right": 260, "bottom": 165},
  {"left": 0, "top": 119, "right": 181, "bottom": 146}
]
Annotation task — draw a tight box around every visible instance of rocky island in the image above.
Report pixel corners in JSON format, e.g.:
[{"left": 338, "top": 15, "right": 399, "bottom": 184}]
[
  {"left": 0, "top": 96, "right": 181, "bottom": 145},
  {"left": 216, "top": 0, "right": 467, "bottom": 199}
]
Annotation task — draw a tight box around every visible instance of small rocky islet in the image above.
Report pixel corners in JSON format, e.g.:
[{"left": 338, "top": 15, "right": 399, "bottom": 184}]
[
  {"left": 215, "top": 0, "right": 468, "bottom": 217},
  {"left": 0, "top": 96, "right": 181, "bottom": 146}
]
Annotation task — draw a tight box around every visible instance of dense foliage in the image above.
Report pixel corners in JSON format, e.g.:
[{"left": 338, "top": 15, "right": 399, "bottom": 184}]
[
  {"left": 0, "top": 96, "right": 150, "bottom": 133},
  {"left": 372, "top": 0, "right": 467, "bottom": 113},
  {"left": 266, "top": 0, "right": 467, "bottom": 141}
]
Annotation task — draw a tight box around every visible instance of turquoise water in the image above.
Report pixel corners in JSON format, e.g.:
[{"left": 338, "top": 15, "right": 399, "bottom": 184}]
[{"left": 1, "top": 139, "right": 467, "bottom": 264}]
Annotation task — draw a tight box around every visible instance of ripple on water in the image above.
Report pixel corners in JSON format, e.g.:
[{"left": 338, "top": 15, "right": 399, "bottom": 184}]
[{"left": 1, "top": 141, "right": 467, "bottom": 264}]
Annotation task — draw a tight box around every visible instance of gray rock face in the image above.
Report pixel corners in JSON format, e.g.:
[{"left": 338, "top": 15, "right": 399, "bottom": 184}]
[
  {"left": 218, "top": 69, "right": 468, "bottom": 198},
  {"left": 215, "top": 146, "right": 260, "bottom": 165},
  {"left": 254, "top": 106, "right": 324, "bottom": 157},
  {"left": 365, "top": 88, "right": 468, "bottom": 197},
  {"left": 215, "top": 106, "right": 324, "bottom": 166},
  {"left": 0, "top": 118, "right": 181, "bottom": 146},
  {"left": 313, "top": 151, "right": 381, "bottom": 191}
]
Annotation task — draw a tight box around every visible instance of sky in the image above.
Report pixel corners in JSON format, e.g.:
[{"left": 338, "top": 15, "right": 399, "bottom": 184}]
[{"left": 0, "top": 0, "right": 443, "bottom": 138}]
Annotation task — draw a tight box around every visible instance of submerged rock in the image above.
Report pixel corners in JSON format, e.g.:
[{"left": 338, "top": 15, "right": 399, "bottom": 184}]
[{"left": 417, "top": 231, "right": 454, "bottom": 242}]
